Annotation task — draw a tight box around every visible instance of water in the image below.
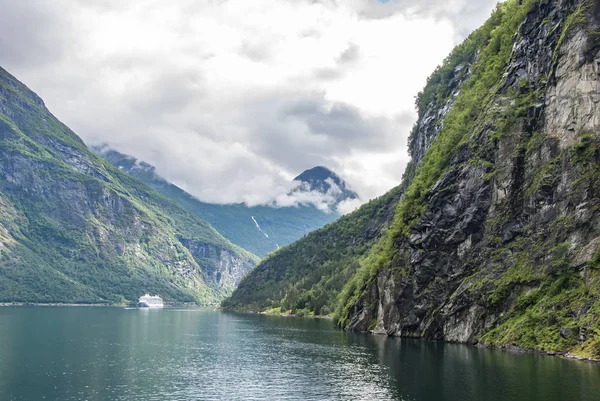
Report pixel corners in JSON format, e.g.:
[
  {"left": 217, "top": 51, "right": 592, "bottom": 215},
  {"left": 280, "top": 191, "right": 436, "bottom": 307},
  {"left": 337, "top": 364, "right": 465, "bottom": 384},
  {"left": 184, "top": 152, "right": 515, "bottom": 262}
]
[{"left": 0, "top": 307, "right": 598, "bottom": 401}]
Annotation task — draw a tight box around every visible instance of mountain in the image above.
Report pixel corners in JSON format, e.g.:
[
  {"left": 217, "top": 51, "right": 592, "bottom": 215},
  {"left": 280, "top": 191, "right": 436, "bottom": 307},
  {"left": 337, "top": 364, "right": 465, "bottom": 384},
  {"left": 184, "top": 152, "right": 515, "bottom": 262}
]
[
  {"left": 292, "top": 166, "right": 358, "bottom": 204},
  {"left": 224, "top": 0, "right": 600, "bottom": 359},
  {"left": 0, "top": 66, "right": 258, "bottom": 305},
  {"left": 95, "top": 148, "right": 356, "bottom": 257},
  {"left": 221, "top": 185, "right": 404, "bottom": 316}
]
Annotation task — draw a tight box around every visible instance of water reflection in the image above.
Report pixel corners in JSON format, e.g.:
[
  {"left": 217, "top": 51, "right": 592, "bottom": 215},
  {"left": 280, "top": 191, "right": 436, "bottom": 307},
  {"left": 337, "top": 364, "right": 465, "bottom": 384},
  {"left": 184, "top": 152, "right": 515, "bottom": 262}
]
[
  {"left": 0, "top": 307, "right": 598, "bottom": 400},
  {"left": 371, "top": 334, "right": 600, "bottom": 401}
]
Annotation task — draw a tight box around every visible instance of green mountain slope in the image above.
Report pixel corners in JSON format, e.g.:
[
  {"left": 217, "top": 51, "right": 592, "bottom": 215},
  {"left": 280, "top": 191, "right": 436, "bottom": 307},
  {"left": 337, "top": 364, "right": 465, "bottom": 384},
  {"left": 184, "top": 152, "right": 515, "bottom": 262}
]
[
  {"left": 0, "top": 66, "right": 258, "bottom": 305},
  {"left": 222, "top": 185, "right": 403, "bottom": 315},
  {"left": 224, "top": 0, "right": 600, "bottom": 359},
  {"left": 95, "top": 149, "right": 351, "bottom": 257}
]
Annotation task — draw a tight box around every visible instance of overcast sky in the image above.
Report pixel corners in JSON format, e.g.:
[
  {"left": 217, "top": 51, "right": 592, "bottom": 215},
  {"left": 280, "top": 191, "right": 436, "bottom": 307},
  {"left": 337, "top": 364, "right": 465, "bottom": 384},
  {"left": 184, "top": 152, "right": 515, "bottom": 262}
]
[{"left": 0, "top": 0, "right": 499, "bottom": 211}]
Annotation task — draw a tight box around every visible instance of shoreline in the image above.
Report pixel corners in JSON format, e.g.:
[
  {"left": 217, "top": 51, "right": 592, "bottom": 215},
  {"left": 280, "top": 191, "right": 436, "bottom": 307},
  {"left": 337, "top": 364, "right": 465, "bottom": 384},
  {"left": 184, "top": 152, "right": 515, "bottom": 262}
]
[
  {"left": 376, "top": 331, "right": 600, "bottom": 364},
  {"left": 257, "top": 311, "right": 333, "bottom": 320},
  {"left": 7, "top": 303, "right": 598, "bottom": 363},
  {"left": 227, "top": 308, "right": 599, "bottom": 364},
  {"left": 222, "top": 307, "right": 333, "bottom": 320},
  {"left": 474, "top": 343, "right": 600, "bottom": 364},
  {"left": 375, "top": 332, "right": 600, "bottom": 364}
]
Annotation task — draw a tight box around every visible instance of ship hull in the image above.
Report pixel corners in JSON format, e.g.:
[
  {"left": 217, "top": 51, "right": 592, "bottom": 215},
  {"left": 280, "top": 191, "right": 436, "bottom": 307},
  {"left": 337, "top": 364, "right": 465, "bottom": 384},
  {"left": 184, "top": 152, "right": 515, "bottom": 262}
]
[{"left": 138, "top": 302, "right": 164, "bottom": 308}]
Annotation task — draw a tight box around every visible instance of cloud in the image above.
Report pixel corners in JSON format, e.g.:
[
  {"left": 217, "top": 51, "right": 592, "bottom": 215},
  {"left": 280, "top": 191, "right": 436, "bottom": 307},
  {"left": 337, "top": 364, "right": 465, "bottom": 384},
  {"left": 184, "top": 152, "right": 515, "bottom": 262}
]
[
  {"left": 346, "top": 0, "right": 498, "bottom": 33},
  {"left": 269, "top": 177, "right": 357, "bottom": 214},
  {"left": 0, "top": 0, "right": 499, "bottom": 211},
  {"left": 337, "top": 198, "right": 365, "bottom": 215},
  {"left": 0, "top": 0, "right": 71, "bottom": 68},
  {"left": 336, "top": 43, "right": 360, "bottom": 65}
]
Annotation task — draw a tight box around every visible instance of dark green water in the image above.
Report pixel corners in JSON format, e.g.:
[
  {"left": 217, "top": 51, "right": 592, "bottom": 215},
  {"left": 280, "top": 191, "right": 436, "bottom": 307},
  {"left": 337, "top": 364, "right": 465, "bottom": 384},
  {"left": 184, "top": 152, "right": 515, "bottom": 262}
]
[{"left": 0, "top": 307, "right": 598, "bottom": 400}]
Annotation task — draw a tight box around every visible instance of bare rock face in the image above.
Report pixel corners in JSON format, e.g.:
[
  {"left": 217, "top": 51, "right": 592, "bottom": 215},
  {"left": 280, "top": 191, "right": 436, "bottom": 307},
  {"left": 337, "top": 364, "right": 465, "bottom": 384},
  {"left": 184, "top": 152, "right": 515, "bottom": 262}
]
[
  {"left": 179, "top": 240, "right": 251, "bottom": 290},
  {"left": 546, "top": 29, "right": 600, "bottom": 147},
  {"left": 345, "top": 0, "right": 600, "bottom": 358}
]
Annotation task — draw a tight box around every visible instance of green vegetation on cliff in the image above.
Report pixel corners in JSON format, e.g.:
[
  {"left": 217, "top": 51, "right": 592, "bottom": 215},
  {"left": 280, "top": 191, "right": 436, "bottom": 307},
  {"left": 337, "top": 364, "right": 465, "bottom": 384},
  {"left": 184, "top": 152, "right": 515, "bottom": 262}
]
[
  {"left": 476, "top": 132, "right": 600, "bottom": 358},
  {"left": 337, "top": 0, "right": 540, "bottom": 325},
  {"left": 0, "top": 67, "right": 257, "bottom": 304}
]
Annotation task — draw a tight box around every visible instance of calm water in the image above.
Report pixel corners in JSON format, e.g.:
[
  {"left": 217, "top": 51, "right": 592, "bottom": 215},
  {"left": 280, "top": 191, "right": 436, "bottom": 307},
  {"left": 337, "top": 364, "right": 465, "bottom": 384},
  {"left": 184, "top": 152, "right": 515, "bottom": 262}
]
[{"left": 0, "top": 307, "right": 599, "bottom": 401}]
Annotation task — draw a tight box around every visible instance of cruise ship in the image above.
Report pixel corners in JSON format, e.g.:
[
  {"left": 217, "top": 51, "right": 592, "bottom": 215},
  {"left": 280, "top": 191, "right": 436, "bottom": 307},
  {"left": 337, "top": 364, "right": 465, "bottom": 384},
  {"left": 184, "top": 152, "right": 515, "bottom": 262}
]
[{"left": 138, "top": 294, "right": 164, "bottom": 308}]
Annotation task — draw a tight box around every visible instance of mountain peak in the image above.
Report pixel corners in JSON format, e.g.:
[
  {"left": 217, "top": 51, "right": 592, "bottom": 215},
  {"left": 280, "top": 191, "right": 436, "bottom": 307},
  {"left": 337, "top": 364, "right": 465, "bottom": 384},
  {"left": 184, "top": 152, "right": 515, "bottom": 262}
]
[
  {"left": 293, "top": 166, "right": 358, "bottom": 203},
  {"left": 294, "top": 166, "right": 335, "bottom": 182}
]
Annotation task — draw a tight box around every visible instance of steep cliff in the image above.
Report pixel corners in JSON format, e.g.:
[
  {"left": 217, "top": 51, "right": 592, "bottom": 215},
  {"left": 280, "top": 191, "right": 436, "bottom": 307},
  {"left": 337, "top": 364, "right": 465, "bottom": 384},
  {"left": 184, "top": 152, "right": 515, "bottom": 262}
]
[
  {"left": 0, "top": 67, "right": 258, "bottom": 304},
  {"left": 222, "top": 0, "right": 518, "bottom": 317},
  {"left": 225, "top": 0, "right": 600, "bottom": 358},
  {"left": 340, "top": 0, "right": 600, "bottom": 359}
]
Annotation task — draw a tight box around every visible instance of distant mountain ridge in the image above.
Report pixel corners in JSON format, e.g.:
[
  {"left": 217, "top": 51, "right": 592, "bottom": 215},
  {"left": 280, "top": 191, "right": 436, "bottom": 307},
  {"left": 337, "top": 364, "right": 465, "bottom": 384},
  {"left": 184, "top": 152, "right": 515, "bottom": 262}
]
[{"left": 94, "top": 147, "right": 358, "bottom": 257}]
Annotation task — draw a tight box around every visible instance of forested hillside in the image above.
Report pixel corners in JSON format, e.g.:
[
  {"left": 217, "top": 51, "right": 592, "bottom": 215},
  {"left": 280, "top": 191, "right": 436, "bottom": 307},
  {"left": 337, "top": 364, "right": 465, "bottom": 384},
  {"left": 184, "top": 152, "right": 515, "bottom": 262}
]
[
  {"left": 0, "top": 67, "right": 257, "bottom": 304},
  {"left": 222, "top": 185, "right": 403, "bottom": 315}
]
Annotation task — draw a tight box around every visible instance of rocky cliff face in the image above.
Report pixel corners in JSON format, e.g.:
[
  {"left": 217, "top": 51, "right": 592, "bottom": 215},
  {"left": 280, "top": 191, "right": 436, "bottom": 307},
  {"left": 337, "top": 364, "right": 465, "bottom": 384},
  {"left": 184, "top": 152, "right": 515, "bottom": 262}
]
[
  {"left": 0, "top": 67, "right": 257, "bottom": 304},
  {"left": 407, "top": 57, "right": 473, "bottom": 169},
  {"left": 342, "top": 0, "right": 600, "bottom": 358},
  {"left": 179, "top": 240, "right": 250, "bottom": 289}
]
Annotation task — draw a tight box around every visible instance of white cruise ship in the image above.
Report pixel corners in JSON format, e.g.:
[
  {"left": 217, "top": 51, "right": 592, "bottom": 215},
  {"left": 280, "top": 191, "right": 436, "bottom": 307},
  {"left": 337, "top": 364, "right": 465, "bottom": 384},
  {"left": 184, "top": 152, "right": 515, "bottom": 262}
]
[{"left": 138, "top": 294, "right": 164, "bottom": 308}]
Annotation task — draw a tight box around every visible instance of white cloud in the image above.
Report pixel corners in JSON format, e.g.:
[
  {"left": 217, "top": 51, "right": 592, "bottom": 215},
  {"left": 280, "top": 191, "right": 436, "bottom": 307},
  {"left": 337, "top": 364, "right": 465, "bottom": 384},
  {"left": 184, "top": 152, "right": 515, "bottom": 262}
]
[
  {"left": 271, "top": 177, "right": 354, "bottom": 213},
  {"left": 0, "top": 0, "right": 498, "bottom": 209},
  {"left": 337, "top": 198, "right": 365, "bottom": 215}
]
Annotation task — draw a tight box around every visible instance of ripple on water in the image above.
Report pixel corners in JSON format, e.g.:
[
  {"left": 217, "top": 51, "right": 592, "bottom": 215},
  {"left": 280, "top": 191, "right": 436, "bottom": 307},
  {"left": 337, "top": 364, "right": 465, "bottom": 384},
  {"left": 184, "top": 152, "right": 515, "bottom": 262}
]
[{"left": 0, "top": 308, "right": 599, "bottom": 401}]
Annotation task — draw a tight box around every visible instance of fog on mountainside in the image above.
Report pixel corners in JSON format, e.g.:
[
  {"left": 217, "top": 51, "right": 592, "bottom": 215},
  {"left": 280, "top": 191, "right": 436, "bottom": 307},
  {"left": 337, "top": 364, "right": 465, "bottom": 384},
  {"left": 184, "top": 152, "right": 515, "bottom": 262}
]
[{"left": 94, "top": 147, "right": 358, "bottom": 257}]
